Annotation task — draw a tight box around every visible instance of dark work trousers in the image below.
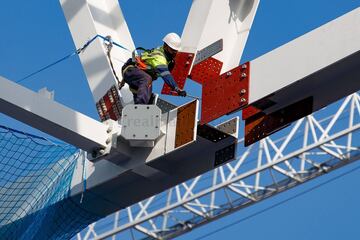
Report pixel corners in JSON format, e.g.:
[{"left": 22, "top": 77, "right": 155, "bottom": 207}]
[{"left": 123, "top": 66, "right": 153, "bottom": 104}]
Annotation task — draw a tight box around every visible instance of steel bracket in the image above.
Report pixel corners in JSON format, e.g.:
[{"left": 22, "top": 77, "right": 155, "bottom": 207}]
[{"left": 87, "top": 119, "right": 119, "bottom": 161}]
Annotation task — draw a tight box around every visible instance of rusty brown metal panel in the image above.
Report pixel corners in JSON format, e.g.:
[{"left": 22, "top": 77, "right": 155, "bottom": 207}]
[{"left": 175, "top": 100, "right": 197, "bottom": 148}]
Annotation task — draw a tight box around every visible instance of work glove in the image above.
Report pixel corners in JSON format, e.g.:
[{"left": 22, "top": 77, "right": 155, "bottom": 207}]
[{"left": 176, "top": 88, "right": 187, "bottom": 97}]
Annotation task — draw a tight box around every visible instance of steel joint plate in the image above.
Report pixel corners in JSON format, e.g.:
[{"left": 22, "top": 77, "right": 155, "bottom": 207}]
[
  {"left": 121, "top": 104, "right": 161, "bottom": 141},
  {"left": 215, "top": 117, "right": 239, "bottom": 138},
  {"left": 201, "top": 62, "right": 250, "bottom": 124},
  {"left": 193, "top": 39, "right": 223, "bottom": 65},
  {"left": 161, "top": 52, "right": 194, "bottom": 95},
  {"left": 189, "top": 57, "right": 223, "bottom": 85}
]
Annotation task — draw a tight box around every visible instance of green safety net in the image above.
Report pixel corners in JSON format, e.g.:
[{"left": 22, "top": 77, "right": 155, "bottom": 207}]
[{"left": 0, "top": 125, "right": 100, "bottom": 240}]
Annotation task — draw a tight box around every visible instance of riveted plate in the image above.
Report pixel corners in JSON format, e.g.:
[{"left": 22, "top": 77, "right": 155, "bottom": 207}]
[
  {"left": 189, "top": 57, "right": 223, "bottom": 84},
  {"left": 201, "top": 62, "right": 250, "bottom": 124},
  {"left": 161, "top": 52, "right": 194, "bottom": 95},
  {"left": 193, "top": 39, "right": 223, "bottom": 65},
  {"left": 215, "top": 117, "right": 239, "bottom": 138}
]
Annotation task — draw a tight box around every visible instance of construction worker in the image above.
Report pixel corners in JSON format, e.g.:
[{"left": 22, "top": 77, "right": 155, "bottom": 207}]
[{"left": 121, "top": 33, "right": 187, "bottom": 104}]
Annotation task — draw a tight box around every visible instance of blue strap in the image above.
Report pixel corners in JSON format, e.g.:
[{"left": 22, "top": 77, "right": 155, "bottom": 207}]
[
  {"left": 17, "top": 35, "right": 130, "bottom": 83},
  {"left": 97, "top": 35, "right": 130, "bottom": 52}
]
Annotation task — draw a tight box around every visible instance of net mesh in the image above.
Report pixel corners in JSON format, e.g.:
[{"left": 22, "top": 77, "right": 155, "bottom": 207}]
[{"left": 0, "top": 125, "right": 100, "bottom": 240}]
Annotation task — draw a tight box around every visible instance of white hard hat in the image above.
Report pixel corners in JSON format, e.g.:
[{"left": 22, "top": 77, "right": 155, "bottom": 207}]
[{"left": 163, "top": 33, "right": 181, "bottom": 51}]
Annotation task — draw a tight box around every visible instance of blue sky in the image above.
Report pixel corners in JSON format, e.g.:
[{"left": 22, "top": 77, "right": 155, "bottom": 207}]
[{"left": 1, "top": 0, "right": 360, "bottom": 240}]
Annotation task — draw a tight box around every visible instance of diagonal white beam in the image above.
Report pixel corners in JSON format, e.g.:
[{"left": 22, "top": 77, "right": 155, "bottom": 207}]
[
  {"left": 181, "top": 0, "right": 260, "bottom": 74},
  {"left": 134, "top": 225, "right": 159, "bottom": 239},
  {"left": 60, "top": 0, "right": 135, "bottom": 105},
  {"left": 228, "top": 185, "right": 257, "bottom": 202},
  {"left": 266, "top": 138, "right": 297, "bottom": 173},
  {"left": 319, "top": 95, "right": 352, "bottom": 142},
  {"left": 308, "top": 115, "right": 345, "bottom": 158}
]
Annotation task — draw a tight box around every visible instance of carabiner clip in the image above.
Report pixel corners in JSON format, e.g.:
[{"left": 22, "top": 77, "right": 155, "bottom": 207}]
[{"left": 104, "top": 35, "right": 113, "bottom": 52}]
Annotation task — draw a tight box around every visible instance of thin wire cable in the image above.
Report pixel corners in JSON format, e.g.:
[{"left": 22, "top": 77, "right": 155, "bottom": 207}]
[
  {"left": 193, "top": 164, "right": 360, "bottom": 240},
  {"left": 17, "top": 51, "right": 78, "bottom": 83},
  {"left": 17, "top": 35, "right": 130, "bottom": 84}
]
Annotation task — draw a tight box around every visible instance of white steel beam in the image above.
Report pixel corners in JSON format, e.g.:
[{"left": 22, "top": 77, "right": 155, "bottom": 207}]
[
  {"left": 60, "top": 0, "right": 135, "bottom": 105},
  {"left": 181, "top": 0, "right": 260, "bottom": 74},
  {"left": 249, "top": 7, "right": 360, "bottom": 110},
  {"left": 0, "top": 76, "right": 110, "bottom": 152}
]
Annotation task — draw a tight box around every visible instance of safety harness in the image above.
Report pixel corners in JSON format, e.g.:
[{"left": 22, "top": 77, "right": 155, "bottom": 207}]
[
  {"left": 119, "top": 47, "right": 159, "bottom": 94},
  {"left": 132, "top": 47, "right": 150, "bottom": 70},
  {"left": 130, "top": 47, "right": 159, "bottom": 79}
]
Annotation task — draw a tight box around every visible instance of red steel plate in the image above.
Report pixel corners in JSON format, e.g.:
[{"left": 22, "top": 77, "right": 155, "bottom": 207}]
[
  {"left": 189, "top": 57, "right": 223, "bottom": 84},
  {"left": 161, "top": 52, "right": 194, "bottom": 95},
  {"left": 201, "top": 62, "right": 250, "bottom": 124}
]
